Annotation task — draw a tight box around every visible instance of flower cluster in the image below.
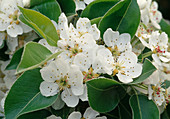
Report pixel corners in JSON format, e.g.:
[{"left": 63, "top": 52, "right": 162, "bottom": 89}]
[{"left": 0, "top": 0, "right": 169, "bottom": 118}]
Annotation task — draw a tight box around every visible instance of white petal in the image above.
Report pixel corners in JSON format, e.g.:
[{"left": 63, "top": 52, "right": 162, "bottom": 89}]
[
  {"left": 52, "top": 94, "right": 65, "bottom": 110},
  {"left": 96, "top": 116, "right": 107, "bottom": 119},
  {"left": 68, "top": 112, "right": 82, "bottom": 119},
  {"left": 152, "top": 54, "right": 162, "bottom": 66},
  {"left": 89, "top": 24, "right": 100, "bottom": 40},
  {"left": 47, "top": 115, "right": 62, "bottom": 119},
  {"left": 68, "top": 65, "right": 84, "bottom": 96},
  {"left": 40, "top": 61, "right": 60, "bottom": 82},
  {"left": 159, "top": 56, "right": 170, "bottom": 63},
  {"left": 40, "top": 81, "right": 59, "bottom": 97},
  {"left": 0, "top": 14, "right": 10, "bottom": 31},
  {"left": 0, "top": 32, "right": 5, "bottom": 46},
  {"left": 83, "top": 107, "right": 99, "bottom": 118},
  {"left": 38, "top": 39, "right": 57, "bottom": 53},
  {"left": 117, "top": 33, "right": 132, "bottom": 52},
  {"left": 103, "top": 28, "right": 119, "bottom": 47},
  {"left": 125, "top": 63, "right": 142, "bottom": 78},
  {"left": 73, "top": 53, "right": 90, "bottom": 72},
  {"left": 79, "top": 84, "right": 88, "bottom": 101},
  {"left": 76, "top": 18, "right": 91, "bottom": 33},
  {"left": 118, "top": 51, "right": 138, "bottom": 67},
  {"left": 7, "top": 24, "right": 23, "bottom": 37},
  {"left": 75, "top": 1, "right": 86, "bottom": 11},
  {"left": 116, "top": 72, "right": 133, "bottom": 83},
  {"left": 61, "top": 88, "right": 79, "bottom": 107},
  {"left": 20, "top": 22, "right": 32, "bottom": 33},
  {"left": 6, "top": 36, "right": 18, "bottom": 52},
  {"left": 84, "top": 0, "right": 94, "bottom": 4}
]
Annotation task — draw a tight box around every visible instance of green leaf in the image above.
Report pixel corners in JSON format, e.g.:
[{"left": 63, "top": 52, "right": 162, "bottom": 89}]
[
  {"left": 57, "top": 0, "right": 76, "bottom": 16},
  {"left": 81, "top": 0, "right": 119, "bottom": 20},
  {"left": 132, "top": 59, "right": 157, "bottom": 84},
  {"left": 118, "top": 94, "right": 132, "bottom": 119},
  {"left": 51, "top": 105, "right": 75, "bottom": 119},
  {"left": 161, "top": 105, "right": 170, "bottom": 119},
  {"left": 18, "top": 109, "right": 51, "bottom": 119},
  {"left": 159, "top": 19, "right": 170, "bottom": 38},
  {"left": 16, "top": 42, "right": 62, "bottom": 74},
  {"left": 86, "top": 78, "right": 121, "bottom": 113},
  {"left": 5, "top": 68, "right": 58, "bottom": 119},
  {"left": 19, "top": 7, "right": 59, "bottom": 46},
  {"left": 6, "top": 48, "right": 23, "bottom": 70},
  {"left": 98, "top": 0, "right": 140, "bottom": 38},
  {"left": 129, "top": 95, "right": 159, "bottom": 119},
  {"left": 30, "top": 0, "right": 47, "bottom": 7},
  {"left": 31, "top": 0, "right": 61, "bottom": 22},
  {"left": 91, "top": 17, "right": 102, "bottom": 26}
]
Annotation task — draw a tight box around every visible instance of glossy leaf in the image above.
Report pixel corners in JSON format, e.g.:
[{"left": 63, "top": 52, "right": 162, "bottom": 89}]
[
  {"left": 81, "top": 0, "right": 119, "bottom": 19},
  {"left": 118, "top": 94, "right": 132, "bottom": 119},
  {"left": 5, "top": 69, "right": 58, "bottom": 119},
  {"left": 86, "top": 78, "right": 121, "bottom": 113},
  {"left": 16, "top": 42, "right": 62, "bottom": 74},
  {"left": 51, "top": 105, "right": 75, "bottom": 119},
  {"left": 31, "top": 0, "right": 61, "bottom": 22},
  {"left": 18, "top": 109, "right": 51, "bottom": 119},
  {"left": 57, "top": 0, "right": 76, "bottom": 16},
  {"left": 6, "top": 48, "right": 23, "bottom": 70},
  {"left": 159, "top": 19, "right": 170, "bottom": 38},
  {"left": 98, "top": 0, "right": 140, "bottom": 38},
  {"left": 129, "top": 95, "right": 159, "bottom": 119},
  {"left": 132, "top": 59, "right": 157, "bottom": 84},
  {"left": 30, "top": 0, "right": 47, "bottom": 7},
  {"left": 19, "top": 7, "right": 59, "bottom": 46}
]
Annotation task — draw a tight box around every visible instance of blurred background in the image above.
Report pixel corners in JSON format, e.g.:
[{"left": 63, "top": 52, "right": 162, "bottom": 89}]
[{"left": 156, "top": 0, "right": 170, "bottom": 21}]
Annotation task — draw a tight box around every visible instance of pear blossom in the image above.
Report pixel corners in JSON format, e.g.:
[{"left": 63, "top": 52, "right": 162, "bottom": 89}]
[
  {"left": 103, "top": 28, "right": 132, "bottom": 59},
  {"left": 140, "top": 0, "right": 162, "bottom": 29},
  {"left": 0, "top": 32, "right": 5, "bottom": 47},
  {"left": 0, "top": 0, "right": 32, "bottom": 37},
  {"left": 40, "top": 58, "right": 84, "bottom": 107},
  {"left": 75, "top": 0, "right": 94, "bottom": 11},
  {"left": 113, "top": 52, "right": 142, "bottom": 83},
  {"left": 149, "top": 31, "right": 169, "bottom": 65},
  {"left": 137, "top": 0, "right": 147, "bottom": 10},
  {"left": 47, "top": 115, "right": 62, "bottom": 119},
  {"left": 68, "top": 107, "right": 107, "bottom": 119}
]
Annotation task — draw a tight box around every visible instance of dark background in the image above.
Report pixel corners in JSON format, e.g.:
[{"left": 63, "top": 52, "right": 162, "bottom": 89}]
[{"left": 157, "top": 0, "right": 170, "bottom": 21}]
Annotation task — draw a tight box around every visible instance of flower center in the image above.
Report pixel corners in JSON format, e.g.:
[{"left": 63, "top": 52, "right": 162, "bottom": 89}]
[
  {"left": 8, "top": 10, "right": 20, "bottom": 25},
  {"left": 153, "top": 46, "right": 165, "bottom": 54},
  {"left": 108, "top": 45, "right": 120, "bottom": 57},
  {"left": 82, "top": 67, "right": 99, "bottom": 83},
  {"left": 113, "top": 62, "right": 126, "bottom": 76},
  {"left": 68, "top": 44, "right": 82, "bottom": 58},
  {"left": 55, "top": 75, "right": 70, "bottom": 91}
]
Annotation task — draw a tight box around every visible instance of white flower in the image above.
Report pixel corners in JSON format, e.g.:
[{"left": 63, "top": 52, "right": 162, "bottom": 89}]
[
  {"left": 23, "top": 0, "right": 30, "bottom": 7},
  {"left": 113, "top": 52, "right": 142, "bottom": 83},
  {"left": 75, "top": 0, "right": 94, "bottom": 11},
  {"left": 68, "top": 107, "right": 107, "bottom": 119},
  {"left": 103, "top": 28, "right": 132, "bottom": 58},
  {"left": 0, "top": 32, "right": 5, "bottom": 47},
  {"left": 137, "top": 0, "right": 147, "bottom": 10},
  {"left": 40, "top": 58, "right": 84, "bottom": 107},
  {"left": 47, "top": 115, "right": 62, "bottom": 119},
  {"left": 38, "top": 39, "right": 58, "bottom": 53},
  {"left": 149, "top": 31, "right": 169, "bottom": 65},
  {"left": 0, "top": 0, "right": 32, "bottom": 37},
  {"left": 1, "top": 61, "right": 16, "bottom": 89},
  {"left": 141, "top": 0, "right": 162, "bottom": 29}
]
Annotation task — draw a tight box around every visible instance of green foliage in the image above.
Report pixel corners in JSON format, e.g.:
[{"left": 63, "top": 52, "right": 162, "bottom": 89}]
[
  {"left": 16, "top": 42, "right": 62, "bottom": 74},
  {"left": 132, "top": 59, "right": 157, "bottom": 84},
  {"left": 31, "top": 0, "right": 61, "bottom": 22},
  {"left": 6, "top": 48, "right": 23, "bottom": 70},
  {"left": 57, "top": 0, "right": 76, "bottom": 16},
  {"left": 18, "top": 109, "right": 51, "bottom": 119},
  {"left": 5, "top": 69, "right": 58, "bottom": 119},
  {"left": 86, "top": 78, "right": 122, "bottom": 112},
  {"left": 129, "top": 95, "right": 159, "bottom": 119},
  {"left": 159, "top": 19, "right": 170, "bottom": 38},
  {"left": 19, "top": 7, "right": 59, "bottom": 46},
  {"left": 98, "top": 0, "right": 140, "bottom": 38}
]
